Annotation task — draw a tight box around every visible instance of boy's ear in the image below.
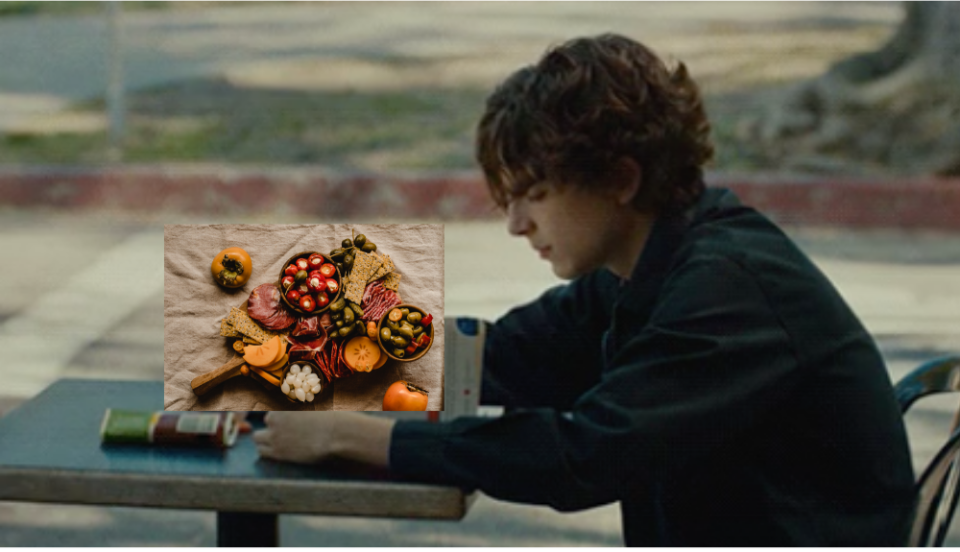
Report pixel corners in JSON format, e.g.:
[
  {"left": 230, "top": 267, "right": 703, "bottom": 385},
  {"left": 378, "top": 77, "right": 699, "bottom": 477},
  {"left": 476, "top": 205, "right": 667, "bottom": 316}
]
[{"left": 614, "top": 157, "right": 642, "bottom": 206}]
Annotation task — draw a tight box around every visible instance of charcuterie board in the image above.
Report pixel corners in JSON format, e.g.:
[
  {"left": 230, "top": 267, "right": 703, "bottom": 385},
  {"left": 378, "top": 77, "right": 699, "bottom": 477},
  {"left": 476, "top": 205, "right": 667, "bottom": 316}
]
[
  {"left": 164, "top": 224, "right": 445, "bottom": 412},
  {"left": 197, "top": 230, "right": 437, "bottom": 409}
]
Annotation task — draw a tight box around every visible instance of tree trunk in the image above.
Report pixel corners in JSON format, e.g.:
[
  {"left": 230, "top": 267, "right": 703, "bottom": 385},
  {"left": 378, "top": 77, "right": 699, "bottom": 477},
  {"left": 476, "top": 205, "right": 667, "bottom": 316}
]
[{"left": 753, "top": 2, "right": 960, "bottom": 176}]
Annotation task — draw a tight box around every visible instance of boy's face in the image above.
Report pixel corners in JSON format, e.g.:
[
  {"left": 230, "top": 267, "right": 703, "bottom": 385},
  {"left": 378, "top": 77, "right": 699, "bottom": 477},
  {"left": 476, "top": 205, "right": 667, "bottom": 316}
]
[{"left": 506, "top": 181, "right": 626, "bottom": 280}]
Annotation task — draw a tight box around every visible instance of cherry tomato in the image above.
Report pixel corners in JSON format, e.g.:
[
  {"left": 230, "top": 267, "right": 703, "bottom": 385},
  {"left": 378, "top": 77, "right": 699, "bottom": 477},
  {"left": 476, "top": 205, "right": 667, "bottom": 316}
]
[
  {"left": 382, "top": 381, "right": 429, "bottom": 411},
  {"left": 325, "top": 279, "right": 340, "bottom": 294},
  {"left": 299, "top": 295, "right": 316, "bottom": 312},
  {"left": 319, "top": 263, "right": 337, "bottom": 278}
]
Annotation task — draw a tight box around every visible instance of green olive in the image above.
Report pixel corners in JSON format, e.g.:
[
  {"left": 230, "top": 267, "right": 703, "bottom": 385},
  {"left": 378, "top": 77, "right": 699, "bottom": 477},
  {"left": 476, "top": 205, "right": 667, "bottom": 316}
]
[
  {"left": 400, "top": 308, "right": 410, "bottom": 317},
  {"left": 342, "top": 239, "right": 353, "bottom": 249},
  {"left": 335, "top": 320, "right": 344, "bottom": 328},
  {"left": 331, "top": 311, "right": 342, "bottom": 321},
  {"left": 391, "top": 336, "right": 409, "bottom": 348},
  {"left": 380, "top": 327, "right": 392, "bottom": 341},
  {"left": 342, "top": 307, "right": 355, "bottom": 325},
  {"left": 393, "top": 348, "right": 406, "bottom": 359},
  {"left": 353, "top": 234, "right": 367, "bottom": 248},
  {"left": 330, "top": 247, "right": 345, "bottom": 260},
  {"left": 336, "top": 261, "right": 344, "bottom": 272},
  {"left": 361, "top": 242, "right": 377, "bottom": 253},
  {"left": 412, "top": 325, "right": 424, "bottom": 337},
  {"left": 406, "top": 311, "right": 422, "bottom": 325},
  {"left": 295, "top": 270, "right": 308, "bottom": 283},
  {"left": 343, "top": 253, "right": 355, "bottom": 268},
  {"left": 386, "top": 319, "right": 400, "bottom": 332},
  {"left": 397, "top": 326, "right": 414, "bottom": 340}
]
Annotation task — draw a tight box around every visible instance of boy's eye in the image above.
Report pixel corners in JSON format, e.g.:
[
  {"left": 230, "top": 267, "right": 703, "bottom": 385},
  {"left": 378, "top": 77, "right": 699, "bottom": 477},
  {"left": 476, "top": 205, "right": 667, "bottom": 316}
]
[{"left": 527, "top": 188, "right": 548, "bottom": 201}]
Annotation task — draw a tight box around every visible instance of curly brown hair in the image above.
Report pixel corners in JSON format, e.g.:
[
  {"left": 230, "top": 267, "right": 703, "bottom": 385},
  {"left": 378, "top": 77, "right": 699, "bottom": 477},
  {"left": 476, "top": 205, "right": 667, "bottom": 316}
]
[{"left": 476, "top": 34, "right": 713, "bottom": 214}]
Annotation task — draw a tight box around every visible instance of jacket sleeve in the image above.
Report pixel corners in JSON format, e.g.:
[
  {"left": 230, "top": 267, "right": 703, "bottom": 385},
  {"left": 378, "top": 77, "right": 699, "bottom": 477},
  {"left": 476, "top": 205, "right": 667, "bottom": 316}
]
[
  {"left": 390, "top": 256, "right": 799, "bottom": 512},
  {"left": 480, "top": 269, "right": 618, "bottom": 410}
]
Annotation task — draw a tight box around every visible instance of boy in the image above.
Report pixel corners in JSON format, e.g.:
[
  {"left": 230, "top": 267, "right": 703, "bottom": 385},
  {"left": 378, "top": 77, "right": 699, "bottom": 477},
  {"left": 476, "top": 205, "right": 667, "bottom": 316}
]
[{"left": 254, "top": 34, "right": 916, "bottom": 546}]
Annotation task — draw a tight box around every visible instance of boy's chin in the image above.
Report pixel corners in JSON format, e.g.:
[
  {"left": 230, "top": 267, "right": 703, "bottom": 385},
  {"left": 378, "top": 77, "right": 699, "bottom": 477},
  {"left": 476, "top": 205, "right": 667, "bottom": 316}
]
[{"left": 550, "top": 260, "right": 588, "bottom": 281}]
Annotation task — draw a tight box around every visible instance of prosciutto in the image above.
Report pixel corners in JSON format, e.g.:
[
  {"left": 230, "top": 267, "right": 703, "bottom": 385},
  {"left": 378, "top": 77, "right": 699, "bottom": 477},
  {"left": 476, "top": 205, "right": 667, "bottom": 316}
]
[
  {"left": 291, "top": 315, "right": 320, "bottom": 338},
  {"left": 247, "top": 284, "right": 297, "bottom": 331},
  {"left": 361, "top": 281, "right": 402, "bottom": 322},
  {"left": 288, "top": 334, "right": 327, "bottom": 363}
]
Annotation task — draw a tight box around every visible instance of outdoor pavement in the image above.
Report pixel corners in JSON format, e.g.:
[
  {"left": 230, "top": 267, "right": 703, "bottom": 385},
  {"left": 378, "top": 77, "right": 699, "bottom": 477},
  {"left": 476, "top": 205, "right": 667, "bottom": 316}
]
[{"left": 0, "top": 209, "right": 959, "bottom": 546}]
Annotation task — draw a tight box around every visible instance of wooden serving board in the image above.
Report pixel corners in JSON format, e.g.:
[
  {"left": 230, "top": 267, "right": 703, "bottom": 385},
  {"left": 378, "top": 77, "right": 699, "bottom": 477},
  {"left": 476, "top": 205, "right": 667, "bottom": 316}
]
[{"left": 192, "top": 300, "right": 295, "bottom": 397}]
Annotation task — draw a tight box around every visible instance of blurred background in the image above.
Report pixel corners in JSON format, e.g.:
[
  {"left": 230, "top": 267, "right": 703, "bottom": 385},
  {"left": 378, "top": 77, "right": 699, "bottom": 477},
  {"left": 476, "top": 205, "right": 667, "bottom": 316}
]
[{"left": 2, "top": 1, "right": 960, "bottom": 546}]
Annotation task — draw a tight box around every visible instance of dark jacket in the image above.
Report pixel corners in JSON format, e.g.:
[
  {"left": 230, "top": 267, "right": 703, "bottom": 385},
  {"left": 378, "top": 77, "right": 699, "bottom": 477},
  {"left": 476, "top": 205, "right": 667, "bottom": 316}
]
[{"left": 390, "top": 188, "right": 916, "bottom": 546}]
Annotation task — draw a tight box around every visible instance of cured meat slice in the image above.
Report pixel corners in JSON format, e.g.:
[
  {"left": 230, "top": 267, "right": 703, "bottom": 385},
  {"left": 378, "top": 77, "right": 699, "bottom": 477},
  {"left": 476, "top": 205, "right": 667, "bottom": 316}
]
[
  {"left": 247, "top": 284, "right": 297, "bottom": 331},
  {"left": 319, "top": 312, "right": 334, "bottom": 333},
  {"left": 291, "top": 315, "right": 320, "bottom": 338},
  {"left": 361, "top": 281, "right": 402, "bottom": 322},
  {"left": 288, "top": 335, "right": 327, "bottom": 363}
]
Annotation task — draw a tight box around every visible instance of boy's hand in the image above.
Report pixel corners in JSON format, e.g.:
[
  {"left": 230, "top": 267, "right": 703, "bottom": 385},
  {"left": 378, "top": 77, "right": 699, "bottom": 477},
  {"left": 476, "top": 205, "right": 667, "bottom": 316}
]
[{"left": 253, "top": 412, "right": 396, "bottom": 468}]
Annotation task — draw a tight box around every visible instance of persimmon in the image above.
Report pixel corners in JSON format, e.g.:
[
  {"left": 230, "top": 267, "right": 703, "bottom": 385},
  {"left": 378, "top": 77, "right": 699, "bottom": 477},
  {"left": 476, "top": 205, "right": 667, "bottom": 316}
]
[
  {"left": 211, "top": 247, "right": 253, "bottom": 288},
  {"left": 382, "top": 381, "right": 428, "bottom": 411}
]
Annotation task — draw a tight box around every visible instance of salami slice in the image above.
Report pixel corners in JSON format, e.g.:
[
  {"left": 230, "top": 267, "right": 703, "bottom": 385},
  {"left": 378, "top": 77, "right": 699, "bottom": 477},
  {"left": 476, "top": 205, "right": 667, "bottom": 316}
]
[
  {"left": 361, "top": 281, "right": 402, "bottom": 322},
  {"left": 247, "top": 284, "right": 297, "bottom": 331}
]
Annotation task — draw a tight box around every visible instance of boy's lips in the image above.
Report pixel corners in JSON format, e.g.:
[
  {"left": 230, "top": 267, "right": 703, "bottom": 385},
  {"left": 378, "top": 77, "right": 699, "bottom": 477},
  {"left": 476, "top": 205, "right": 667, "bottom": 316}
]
[{"left": 536, "top": 246, "right": 552, "bottom": 259}]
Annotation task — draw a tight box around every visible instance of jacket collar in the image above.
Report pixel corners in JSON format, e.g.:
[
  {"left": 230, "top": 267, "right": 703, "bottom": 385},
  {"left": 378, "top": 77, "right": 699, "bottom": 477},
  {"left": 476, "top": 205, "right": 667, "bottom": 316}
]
[{"left": 615, "top": 188, "right": 744, "bottom": 319}]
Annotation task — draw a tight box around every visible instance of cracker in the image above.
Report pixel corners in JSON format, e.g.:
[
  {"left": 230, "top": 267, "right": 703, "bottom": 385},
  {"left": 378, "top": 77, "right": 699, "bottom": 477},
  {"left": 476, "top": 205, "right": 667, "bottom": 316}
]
[
  {"left": 369, "top": 251, "right": 396, "bottom": 282},
  {"left": 220, "top": 318, "right": 240, "bottom": 338},
  {"left": 345, "top": 250, "right": 381, "bottom": 303},
  {"left": 382, "top": 271, "right": 402, "bottom": 292},
  {"left": 221, "top": 306, "right": 276, "bottom": 344},
  {"left": 242, "top": 335, "right": 259, "bottom": 345}
]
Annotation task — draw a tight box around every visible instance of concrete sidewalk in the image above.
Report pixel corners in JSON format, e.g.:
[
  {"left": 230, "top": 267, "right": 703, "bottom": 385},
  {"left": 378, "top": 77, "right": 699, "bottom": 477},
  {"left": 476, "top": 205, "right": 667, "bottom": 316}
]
[{"left": 1, "top": 211, "right": 959, "bottom": 545}]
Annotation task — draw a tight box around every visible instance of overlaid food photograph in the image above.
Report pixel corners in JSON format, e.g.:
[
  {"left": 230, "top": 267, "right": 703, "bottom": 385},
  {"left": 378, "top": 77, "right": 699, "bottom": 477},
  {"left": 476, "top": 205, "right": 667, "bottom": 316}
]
[{"left": 163, "top": 224, "right": 444, "bottom": 411}]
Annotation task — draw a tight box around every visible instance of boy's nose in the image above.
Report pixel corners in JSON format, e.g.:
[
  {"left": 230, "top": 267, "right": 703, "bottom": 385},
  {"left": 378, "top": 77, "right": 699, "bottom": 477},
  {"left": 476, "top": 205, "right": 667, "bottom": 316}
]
[{"left": 506, "top": 202, "right": 533, "bottom": 236}]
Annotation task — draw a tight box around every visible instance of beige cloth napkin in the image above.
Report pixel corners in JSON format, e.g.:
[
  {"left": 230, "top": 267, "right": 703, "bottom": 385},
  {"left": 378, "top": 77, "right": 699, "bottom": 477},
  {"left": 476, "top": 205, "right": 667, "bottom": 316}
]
[{"left": 163, "top": 224, "right": 445, "bottom": 411}]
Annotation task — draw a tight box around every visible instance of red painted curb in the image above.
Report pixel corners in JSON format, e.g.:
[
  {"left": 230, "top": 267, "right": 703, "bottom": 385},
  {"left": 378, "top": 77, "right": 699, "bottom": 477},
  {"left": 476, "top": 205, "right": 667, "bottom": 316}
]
[{"left": 1, "top": 166, "right": 958, "bottom": 230}]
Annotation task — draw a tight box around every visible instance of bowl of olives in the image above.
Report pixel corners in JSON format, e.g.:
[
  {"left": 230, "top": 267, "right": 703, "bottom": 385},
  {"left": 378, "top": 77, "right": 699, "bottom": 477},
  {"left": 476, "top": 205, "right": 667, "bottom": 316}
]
[{"left": 376, "top": 304, "right": 434, "bottom": 362}]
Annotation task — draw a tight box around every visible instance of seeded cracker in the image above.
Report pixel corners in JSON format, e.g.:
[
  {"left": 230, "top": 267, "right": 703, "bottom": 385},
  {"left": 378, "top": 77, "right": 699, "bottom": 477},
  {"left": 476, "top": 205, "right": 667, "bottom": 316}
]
[
  {"left": 220, "top": 318, "right": 240, "bottom": 338},
  {"left": 382, "top": 271, "right": 402, "bottom": 292},
  {"left": 221, "top": 306, "right": 275, "bottom": 344},
  {"left": 345, "top": 250, "right": 380, "bottom": 303},
  {"left": 371, "top": 251, "right": 396, "bottom": 281}
]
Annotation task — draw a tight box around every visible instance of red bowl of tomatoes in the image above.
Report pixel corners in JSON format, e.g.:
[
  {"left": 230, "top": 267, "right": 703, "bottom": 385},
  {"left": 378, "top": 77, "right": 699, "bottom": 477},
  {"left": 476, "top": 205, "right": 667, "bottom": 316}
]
[{"left": 278, "top": 251, "right": 343, "bottom": 315}]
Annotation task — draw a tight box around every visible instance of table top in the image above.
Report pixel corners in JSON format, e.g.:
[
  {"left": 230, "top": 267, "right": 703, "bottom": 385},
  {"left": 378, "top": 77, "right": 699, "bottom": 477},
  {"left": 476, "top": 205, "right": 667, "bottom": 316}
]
[{"left": 0, "top": 379, "right": 471, "bottom": 519}]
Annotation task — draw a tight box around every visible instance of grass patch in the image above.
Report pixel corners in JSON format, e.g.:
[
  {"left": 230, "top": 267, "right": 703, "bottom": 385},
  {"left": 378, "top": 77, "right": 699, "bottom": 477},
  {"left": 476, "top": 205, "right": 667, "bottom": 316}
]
[{"left": 1, "top": 79, "right": 488, "bottom": 169}]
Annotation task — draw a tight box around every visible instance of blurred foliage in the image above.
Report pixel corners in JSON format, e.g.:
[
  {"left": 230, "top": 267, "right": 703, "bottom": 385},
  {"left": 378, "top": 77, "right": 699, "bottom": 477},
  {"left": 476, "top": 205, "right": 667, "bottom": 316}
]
[{"left": 0, "top": 80, "right": 488, "bottom": 169}]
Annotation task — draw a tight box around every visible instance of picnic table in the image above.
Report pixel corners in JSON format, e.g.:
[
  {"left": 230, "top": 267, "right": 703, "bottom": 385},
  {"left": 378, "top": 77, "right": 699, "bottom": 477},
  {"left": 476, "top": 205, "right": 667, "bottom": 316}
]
[{"left": 0, "top": 379, "right": 474, "bottom": 546}]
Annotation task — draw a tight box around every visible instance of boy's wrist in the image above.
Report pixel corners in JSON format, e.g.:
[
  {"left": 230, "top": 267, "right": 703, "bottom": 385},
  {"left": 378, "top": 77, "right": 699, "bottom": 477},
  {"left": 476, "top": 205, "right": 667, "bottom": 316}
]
[{"left": 333, "top": 414, "right": 397, "bottom": 468}]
